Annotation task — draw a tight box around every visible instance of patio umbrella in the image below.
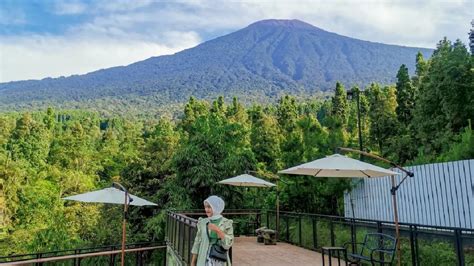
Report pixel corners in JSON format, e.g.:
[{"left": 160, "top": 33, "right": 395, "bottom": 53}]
[
  {"left": 278, "top": 154, "right": 399, "bottom": 177},
  {"left": 278, "top": 153, "right": 403, "bottom": 265},
  {"left": 63, "top": 182, "right": 157, "bottom": 266},
  {"left": 217, "top": 174, "right": 276, "bottom": 187},
  {"left": 217, "top": 174, "right": 277, "bottom": 235}
]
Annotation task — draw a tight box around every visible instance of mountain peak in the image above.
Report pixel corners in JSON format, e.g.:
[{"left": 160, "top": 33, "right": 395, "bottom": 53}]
[
  {"left": 0, "top": 19, "right": 433, "bottom": 113},
  {"left": 248, "top": 19, "right": 317, "bottom": 30}
]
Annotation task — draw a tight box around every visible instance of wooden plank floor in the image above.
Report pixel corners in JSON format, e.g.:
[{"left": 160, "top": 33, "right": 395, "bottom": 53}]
[{"left": 232, "top": 237, "right": 346, "bottom": 266}]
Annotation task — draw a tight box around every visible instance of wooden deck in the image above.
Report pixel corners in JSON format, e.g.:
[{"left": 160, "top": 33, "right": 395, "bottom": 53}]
[{"left": 232, "top": 237, "right": 345, "bottom": 266}]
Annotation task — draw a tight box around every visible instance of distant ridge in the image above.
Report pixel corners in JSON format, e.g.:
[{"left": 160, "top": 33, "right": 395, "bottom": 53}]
[{"left": 0, "top": 19, "right": 432, "bottom": 113}]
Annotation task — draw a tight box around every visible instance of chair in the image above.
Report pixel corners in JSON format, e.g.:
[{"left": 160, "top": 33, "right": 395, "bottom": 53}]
[{"left": 343, "top": 233, "right": 397, "bottom": 265}]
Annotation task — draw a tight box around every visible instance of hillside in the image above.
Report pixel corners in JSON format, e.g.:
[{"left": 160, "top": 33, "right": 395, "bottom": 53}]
[{"left": 0, "top": 19, "right": 432, "bottom": 114}]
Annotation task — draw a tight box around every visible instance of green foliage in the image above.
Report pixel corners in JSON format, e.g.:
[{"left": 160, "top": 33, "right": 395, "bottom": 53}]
[
  {"left": 0, "top": 36, "right": 471, "bottom": 260},
  {"left": 413, "top": 38, "right": 474, "bottom": 156},
  {"left": 0, "top": 20, "right": 433, "bottom": 116},
  {"left": 395, "top": 64, "right": 416, "bottom": 125}
]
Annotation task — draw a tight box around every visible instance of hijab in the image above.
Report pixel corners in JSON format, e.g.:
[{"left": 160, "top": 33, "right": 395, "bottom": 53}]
[{"left": 204, "top": 195, "right": 225, "bottom": 220}]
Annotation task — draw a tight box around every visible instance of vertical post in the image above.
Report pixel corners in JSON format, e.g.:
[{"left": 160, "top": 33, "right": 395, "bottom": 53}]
[
  {"left": 415, "top": 226, "right": 420, "bottom": 265},
  {"left": 356, "top": 90, "right": 363, "bottom": 161},
  {"left": 330, "top": 219, "right": 335, "bottom": 246},
  {"left": 312, "top": 217, "right": 317, "bottom": 250},
  {"left": 74, "top": 250, "right": 78, "bottom": 266},
  {"left": 266, "top": 210, "right": 269, "bottom": 228},
  {"left": 454, "top": 229, "right": 465, "bottom": 266},
  {"left": 391, "top": 176, "right": 401, "bottom": 266},
  {"left": 298, "top": 215, "right": 302, "bottom": 246},
  {"left": 121, "top": 191, "right": 128, "bottom": 266},
  {"left": 276, "top": 186, "right": 280, "bottom": 241},
  {"left": 178, "top": 221, "right": 182, "bottom": 259},
  {"left": 257, "top": 210, "right": 261, "bottom": 232},
  {"left": 188, "top": 224, "right": 193, "bottom": 264},
  {"left": 350, "top": 218, "right": 356, "bottom": 253},
  {"left": 286, "top": 216, "right": 290, "bottom": 243},
  {"left": 409, "top": 225, "right": 416, "bottom": 266}
]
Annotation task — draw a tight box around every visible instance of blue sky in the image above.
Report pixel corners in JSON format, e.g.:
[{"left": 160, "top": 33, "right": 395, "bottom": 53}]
[{"left": 0, "top": 0, "right": 472, "bottom": 82}]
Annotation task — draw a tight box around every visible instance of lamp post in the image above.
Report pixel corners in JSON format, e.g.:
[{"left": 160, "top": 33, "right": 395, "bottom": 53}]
[{"left": 346, "top": 87, "right": 363, "bottom": 161}]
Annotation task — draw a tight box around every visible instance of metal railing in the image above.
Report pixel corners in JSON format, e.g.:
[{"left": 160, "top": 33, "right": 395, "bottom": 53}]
[
  {"left": 166, "top": 209, "right": 261, "bottom": 265},
  {"left": 265, "top": 210, "right": 474, "bottom": 266},
  {"left": 0, "top": 242, "right": 166, "bottom": 266}
]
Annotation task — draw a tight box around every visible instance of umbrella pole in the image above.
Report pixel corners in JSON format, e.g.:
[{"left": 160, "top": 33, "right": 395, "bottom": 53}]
[
  {"left": 121, "top": 191, "right": 128, "bottom": 266},
  {"left": 391, "top": 176, "right": 401, "bottom": 266},
  {"left": 276, "top": 187, "right": 280, "bottom": 241}
]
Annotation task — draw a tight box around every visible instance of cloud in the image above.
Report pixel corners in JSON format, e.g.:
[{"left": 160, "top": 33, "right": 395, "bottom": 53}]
[
  {"left": 0, "top": 32, "right": 201, "bottom": 82},
  {"left": 52, "top": 0, "right": 88, "bottom": 15},
  {"left": 1, "top": 0, "right": 471, "bottom": 82}
]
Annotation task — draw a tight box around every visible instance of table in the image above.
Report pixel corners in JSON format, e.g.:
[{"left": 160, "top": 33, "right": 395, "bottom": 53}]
[{"left": 321, "top": 246, "right": 348, "bottom": 266}]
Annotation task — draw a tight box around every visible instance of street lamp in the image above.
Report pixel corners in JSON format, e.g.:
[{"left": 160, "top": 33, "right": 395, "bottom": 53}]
[{"left": 346, "top": 87, "right": 363, "bottom": 161}]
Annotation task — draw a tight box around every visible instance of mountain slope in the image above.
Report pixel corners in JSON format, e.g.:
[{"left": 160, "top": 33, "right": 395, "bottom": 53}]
[{"left": 0, "top": 19, "right": 432, "bottom": 111}]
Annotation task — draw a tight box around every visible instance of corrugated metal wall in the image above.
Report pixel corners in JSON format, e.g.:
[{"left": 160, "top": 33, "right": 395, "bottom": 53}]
[{"left": 344, "top": 159, "right": 474, "bottom": 229}]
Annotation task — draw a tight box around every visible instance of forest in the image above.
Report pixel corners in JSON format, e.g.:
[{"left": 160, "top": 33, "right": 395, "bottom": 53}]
[{"left": 0, "top": 38, "right": 472, "bottom": 256}]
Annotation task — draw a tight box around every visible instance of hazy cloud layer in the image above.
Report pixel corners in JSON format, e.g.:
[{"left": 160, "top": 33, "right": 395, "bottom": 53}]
[{"left": 0, "top": 0, "right": 471, "bottom": 82}]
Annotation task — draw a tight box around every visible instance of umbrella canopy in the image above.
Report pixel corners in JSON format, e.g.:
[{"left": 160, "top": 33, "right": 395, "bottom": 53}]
[
  {"left": 278, "top": 154, "right": 399, "bottom": 178},
  {"left": 63, "top": 187, "right": 157, "bottom": 206},
  {"left": 218, "top": 174, "right": 276, "bottom": 187}
]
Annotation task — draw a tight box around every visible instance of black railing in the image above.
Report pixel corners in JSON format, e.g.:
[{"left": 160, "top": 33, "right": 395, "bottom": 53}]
[
  {"left": 166, "top": 209, "right": 261, "bottom": 265},
  {"left": 265, "top": 210, "right": 474, "bottom": 266},
  {"left": 0, "top": 242, "right": 166, "bottom": 265},
  {"left": 175, "top": 209, "right": 262, "bottom": 236},
  {"left": 166, "top": 211, "right": 198, "bottom": 265}
]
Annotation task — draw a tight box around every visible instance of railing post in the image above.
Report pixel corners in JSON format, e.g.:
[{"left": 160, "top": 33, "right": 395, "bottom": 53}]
[
  {"left": 179, "top": 221, "right": 184, "bottom": 260},
  {"left": 330, "top": 219, "right": 335, "bottom": 246},
  {"left": 286, "top": 216, "right": 290, "bottom": 243},
  {"left": 74, "top": 249, "right": 78, "bottom": 266},
  {"left": 409, "top": 225, "right": 416, "bottom": 266},
  {"left": 36, "top": 253, "right": 42, "bottom": 266},
  {"left": 312, "top": 217, "right": 318, "bottom": 250},
  {"left": 109, "top": 246, "right": 115, "bottom": 266},
  {"left": 136, "top": 250, "right": 140, "bottom": 266},
  {"left": 257, "top": 210, "right": 261, "bottom": 232},
  {"left": 454, "top": 229, "right": 465, "bottom": 266},
  {"left": 174, "top": 216, "right": 178, "bottom": 251},
  {"left": 298, "top": 214, "right": 302, "bottom": 246},
  {"left": 188, "top": 224, "right": 192, "bottom": 264},
  {"left": 415, "top": 226, "right": 420, "bottom": 265},
  {"left": 350, "top": 218, "right": 356, "bottom": 253},
  {"left": 166, "top": 212, "right": 169, "bottom": 242},
  {"left": 266, "top": 210, "right": 269, "bottom": 228}
]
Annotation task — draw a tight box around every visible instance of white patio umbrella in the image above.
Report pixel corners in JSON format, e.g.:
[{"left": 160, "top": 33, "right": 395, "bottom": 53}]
[
  {"left": 278, "top": 154, "right": 399, "bottom": 177},
  {"left": 63, "top": 183, "right": 157, "bottom": 266},
  {"left": 278, "top": 153, "right": 404, "bottom": 266},
  {"left": 218, "top": 174, "right": 277, "bottom": 236},
  {"left": 217, "top": 174, "right": 276, "bottom": 187}
]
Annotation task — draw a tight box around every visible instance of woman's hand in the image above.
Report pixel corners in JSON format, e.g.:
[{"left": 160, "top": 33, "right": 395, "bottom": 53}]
[{"left": 208, "top": 223, "right": 225, "bottom": 239}]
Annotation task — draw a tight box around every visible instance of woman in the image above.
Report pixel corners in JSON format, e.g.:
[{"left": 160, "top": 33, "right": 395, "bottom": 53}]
[{"left": 191, "top": 195, "right": 234, "bottom": 266}]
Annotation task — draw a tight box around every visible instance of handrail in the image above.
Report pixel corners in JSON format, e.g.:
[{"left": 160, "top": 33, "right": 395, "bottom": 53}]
[
  {"left": 0, "top": 242, "right": 165, "bottom": 264},
  {"left": 269, "top": 210, "right": 474, "bottom": 232},
  {"left": 0, "top": 241, "right": 161, "bottom": 260},
  {"left": 0, "top": 245, "right": 166, "bottom": 265}
]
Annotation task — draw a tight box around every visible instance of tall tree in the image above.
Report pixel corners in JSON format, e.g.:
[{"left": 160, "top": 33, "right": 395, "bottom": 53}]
[
  {"left": 414, "top": 38, "right": 474, "bottom": 155},
  {"left": 367, "top": 83, "right": 398, "bottom": 155},
  {"left": 331, "top": 82, "right": 349, "bottom": 125},
  {"left": 395, "top": 64, "right": 416, "bottom": 125}
]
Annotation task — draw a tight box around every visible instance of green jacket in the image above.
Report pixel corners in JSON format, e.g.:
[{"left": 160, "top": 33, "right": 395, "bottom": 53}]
[{"left": 191, "top": 217, "right": 234, "bottom": 265}]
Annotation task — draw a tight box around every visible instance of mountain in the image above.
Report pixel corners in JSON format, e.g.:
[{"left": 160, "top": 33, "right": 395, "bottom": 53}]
[{"left": 0, "top": 19, "right": 432, "bottom": 114}]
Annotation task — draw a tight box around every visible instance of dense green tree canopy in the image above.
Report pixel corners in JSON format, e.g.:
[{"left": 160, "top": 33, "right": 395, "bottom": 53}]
[{"left": 0, "top": 37, "right": 472, "bottom": 256}]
